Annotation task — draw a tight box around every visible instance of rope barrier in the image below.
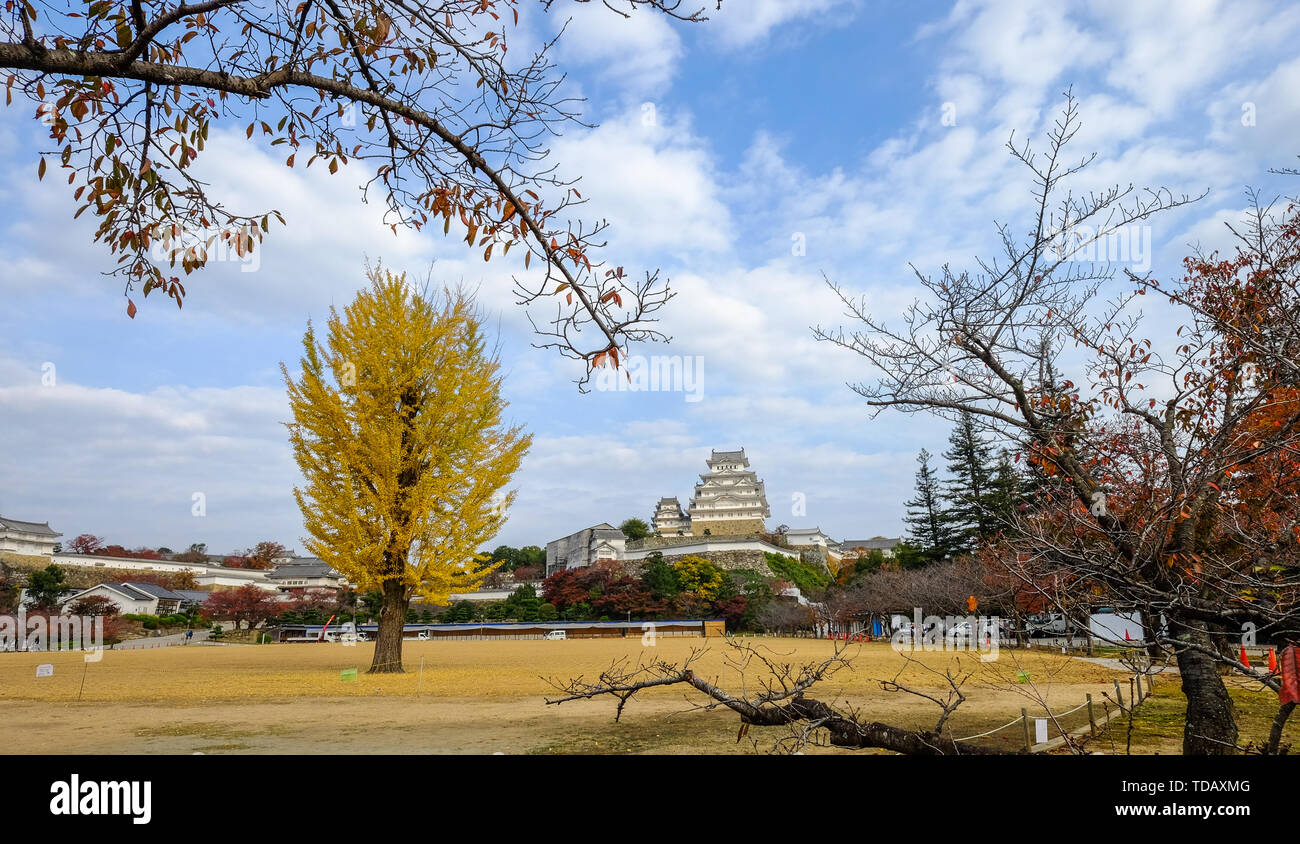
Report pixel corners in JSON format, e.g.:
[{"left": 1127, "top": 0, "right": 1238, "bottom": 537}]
[
  {"left": 954, "top": 697, "right": 1095, "bottom": 742},
  {"left": 955, "top": 714, "right": 1025, "bottom": 742}
]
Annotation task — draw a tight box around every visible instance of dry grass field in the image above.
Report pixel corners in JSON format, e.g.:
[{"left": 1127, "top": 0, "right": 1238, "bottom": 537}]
[{"left": 0, "top": 637, "right": 1137, "bottom": 754}]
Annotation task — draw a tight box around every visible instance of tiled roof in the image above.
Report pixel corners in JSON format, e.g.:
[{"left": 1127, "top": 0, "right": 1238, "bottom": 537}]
[
  {"left": 0, "top": 515, "right": 60, "bottom": 537},
  {"left": 266, "top": 559, "right": 338, "bottom": 580},
  {"left": 839, "top": 538, "right": 901, "bottom": 550},
  {"left": 121, "top": 581, "right": 184, "bottom": 600}
]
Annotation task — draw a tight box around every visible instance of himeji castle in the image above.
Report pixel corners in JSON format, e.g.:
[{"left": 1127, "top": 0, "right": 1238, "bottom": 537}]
[{"left": 653, "top": 448, "right": 771, "bottom": 537}]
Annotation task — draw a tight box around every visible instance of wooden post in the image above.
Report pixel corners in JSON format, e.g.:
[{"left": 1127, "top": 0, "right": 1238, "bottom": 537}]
[
  {"left": 1086, "top": 693, "right": 1096, "bottom": 736},
  {"left": 1021, "top": 707, "right": 1032, "bottom": 751},
  {"left": 1145, "top": 672, "right": 1155, "bottom": 697},
  {"left": 418, "top": 655, "right": 425, "bottom": 697},
  {"left": 1113, "top": 678, "right": 1125, "bottom": 708},
  {"left": 1130, "top": 676, "right": 1137, "bottom": 705}
]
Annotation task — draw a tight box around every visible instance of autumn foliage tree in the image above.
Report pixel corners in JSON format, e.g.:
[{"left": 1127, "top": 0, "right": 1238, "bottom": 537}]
[
  {"left": 283, "top": 267, "right": 531, "bottom": 672},
  {"left": 66, "top": 533, "right": 104, "bottom": 555},
  {"left": 816, "top": 93, "right": 1300, "bottom": 754},
  {"left": 204, "top": 585, "right": 279, "bottom": 628},
  {"left": 223, "top": 540, "right": 288, "bottom": 569},
  {"left": 0, "top": 0, "right": 705, "bottom": 383}
]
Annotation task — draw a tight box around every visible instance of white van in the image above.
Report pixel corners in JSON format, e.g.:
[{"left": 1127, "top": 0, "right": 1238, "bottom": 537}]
[{"left": 543, "top": 630, "right": 566, "bottom": 641}]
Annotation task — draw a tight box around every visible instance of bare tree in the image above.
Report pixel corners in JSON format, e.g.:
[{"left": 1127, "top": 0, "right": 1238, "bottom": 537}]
[{"left": 813, "top": 89, "right": 1300, "bottom": 754}]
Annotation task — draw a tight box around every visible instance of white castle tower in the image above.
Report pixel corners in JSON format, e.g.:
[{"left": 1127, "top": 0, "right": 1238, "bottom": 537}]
[{"left": 686, "top": 448, "right": 769, "bottom": 536}]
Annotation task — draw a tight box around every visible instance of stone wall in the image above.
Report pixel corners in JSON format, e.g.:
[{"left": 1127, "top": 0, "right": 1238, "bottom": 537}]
[
  {"left": 627, "top": 535, "right": 706, "bottom": 552},
  {"left": 624, "top": 547, "right": 775, "bottom": 575},
  {"left": 690, "top": 518, "right": 766, "bottom": 537},
  {"left": 798, "top": 544, "right": 833, "bottom": 576}
]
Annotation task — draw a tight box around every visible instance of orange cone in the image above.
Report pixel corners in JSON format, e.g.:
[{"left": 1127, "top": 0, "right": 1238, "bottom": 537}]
[
  {"left": 1269, "top": 648, "right": 1278, "bottom": 673},
  {"left": 1125, "top": 630, "right": 1131, "bottom": 641},
  {"left": 1240, "top": 644, "right": 1251, "bottom": 667}
]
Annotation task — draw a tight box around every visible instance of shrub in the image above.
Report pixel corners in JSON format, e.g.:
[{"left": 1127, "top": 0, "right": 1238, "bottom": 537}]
[
  {"left": 763, "top": 552, "right": 830, "bottom": 595},
  {"left": 123, "top": 613, "right": 162, "bottom": 629},
  {"left": 68, "top": 595, "right": 120, "bottom": 617},
  {"left": 672, "top": 556, "right": 726, "bottom": 601}
]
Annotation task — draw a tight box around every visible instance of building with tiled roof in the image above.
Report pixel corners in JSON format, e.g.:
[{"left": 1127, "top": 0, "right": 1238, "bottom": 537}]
[{"left": 0, "top": 514, "right": 62, "bottom": 556}]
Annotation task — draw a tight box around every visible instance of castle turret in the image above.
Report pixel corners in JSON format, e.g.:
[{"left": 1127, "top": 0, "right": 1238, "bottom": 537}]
[{"left": 652, "top": 497, "right": 690, "bottom": 536}]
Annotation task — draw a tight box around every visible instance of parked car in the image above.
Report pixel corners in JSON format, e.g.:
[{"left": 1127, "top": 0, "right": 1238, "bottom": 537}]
[
  {"left": 946, "top": 621, "right": 974, "bottom": 641},
  {"left": 543, "top": 630, "right": 566, "bottom": 641}
]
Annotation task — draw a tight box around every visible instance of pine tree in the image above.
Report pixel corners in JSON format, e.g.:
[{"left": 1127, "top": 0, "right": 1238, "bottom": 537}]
[
  {"left": 942, "top": 410, "right": 997, "bottom": 554},
  {"left": 903, "top": 449, "right": 955, "bottom": 562},
  {"left": 985, "top": 447, "right": 1024, "bottom": 532}
]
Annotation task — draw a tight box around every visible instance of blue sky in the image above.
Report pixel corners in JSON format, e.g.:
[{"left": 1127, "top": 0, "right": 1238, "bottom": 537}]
[{"left": 2, "top": 0, "right": 1299, "bottom": 555}]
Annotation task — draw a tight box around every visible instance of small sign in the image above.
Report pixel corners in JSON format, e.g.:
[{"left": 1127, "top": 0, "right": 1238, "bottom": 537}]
[
  {"left": 36, "top": 664, "right": 54, "bottom": 677},
  {"left": 340, "top": 668, "right": 358, "bottom": 682},
  {"left": 1035, "top": 718, "right": 1048, "bottom": 744}
]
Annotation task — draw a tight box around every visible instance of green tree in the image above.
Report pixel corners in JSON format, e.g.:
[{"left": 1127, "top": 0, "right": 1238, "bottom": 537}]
[
  {"left": 985, "top": 448, "right": 1024, "bottom": 530},
  {"left": 489, "top": 545, "right": 520, "bottom": 570},
  {"left": 902, "top": 448, "right": 957, "bottom": 563},
  {"left": 517, "top": 546, "right": 546, "bottom": 569},
  {"left": 848, "top": 549, "right": 886, "bottom": 581},
  {"left": 642, "top": 553, "right": 680, "bottom": 599},
  {"left": 504, "top": 584, "right": 542, "bottom": 621},
  {"left": 443, "top": 601, "right": 479, "bottom": 624},
  {"left": 619, "top": 518, "right": 651, "bottom": 541},
  {"left": 942, "top": 410, "right": 997, "bottom": 554},
  {"left": 892, "top": 541, "right": 928, "bottom": 570},
  {"left": 25, "top": 564, "right": 67, "bottom": 609}
]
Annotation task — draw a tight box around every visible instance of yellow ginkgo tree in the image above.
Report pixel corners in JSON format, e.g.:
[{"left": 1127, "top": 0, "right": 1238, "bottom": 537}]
[{"left": 283, "top": 266, "right": 531, "bottom": 673}]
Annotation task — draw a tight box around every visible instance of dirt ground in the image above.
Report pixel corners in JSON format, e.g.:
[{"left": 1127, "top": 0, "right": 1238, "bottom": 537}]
[{"left": 0, "top": 637, "right": 1128, "bottom": 754}]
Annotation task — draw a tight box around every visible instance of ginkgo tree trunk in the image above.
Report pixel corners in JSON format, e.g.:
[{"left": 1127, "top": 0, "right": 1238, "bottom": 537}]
[{"left": 283, "top": 266, "right": 531, "bottom": 673}]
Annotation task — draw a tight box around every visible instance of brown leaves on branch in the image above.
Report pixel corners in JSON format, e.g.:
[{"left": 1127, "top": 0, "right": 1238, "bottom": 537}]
[
  {"left": 1, "top": 0, "right": 707, "bottom": 382},
  {"left": 812, "top": 90, "right": 1300, "bottom": 753}
]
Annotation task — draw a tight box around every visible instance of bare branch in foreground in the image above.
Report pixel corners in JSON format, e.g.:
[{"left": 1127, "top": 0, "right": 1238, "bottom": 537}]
[{"left": 544, "top": 640, "right": 1014, "bottom": 755}]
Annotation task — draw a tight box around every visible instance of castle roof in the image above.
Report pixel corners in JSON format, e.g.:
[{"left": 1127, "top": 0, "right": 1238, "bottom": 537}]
[
  {"left": 839, "top": 537, "right": 901, "bottom": 550},
  {"left": 707, "top": 448, "right": 749, "bottom": 466},
  {"left": 0, "top": 515, "right": 60, "bottom": 537}
]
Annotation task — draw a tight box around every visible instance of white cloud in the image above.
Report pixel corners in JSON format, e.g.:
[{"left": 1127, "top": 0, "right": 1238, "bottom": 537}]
[
  {"left": 548, "top": 106, "right": 733, "bottom": 261},
  {"left": 552, "top": 3, "right": 684, "bottom": 97},
  {"left": 0, "top": 358, "right": 297, "bottom": 553},
  {"left": 707, "top": 0, "right": 861, "bottom": 49}
]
